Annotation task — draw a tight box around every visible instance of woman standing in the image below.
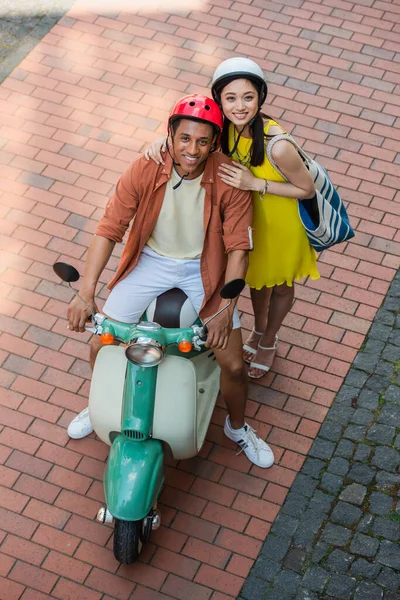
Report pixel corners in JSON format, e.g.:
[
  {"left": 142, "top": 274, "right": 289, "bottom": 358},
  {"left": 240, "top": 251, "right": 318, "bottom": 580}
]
[{"left": 146, "top": 58, "right": 320, "bottom": 378}]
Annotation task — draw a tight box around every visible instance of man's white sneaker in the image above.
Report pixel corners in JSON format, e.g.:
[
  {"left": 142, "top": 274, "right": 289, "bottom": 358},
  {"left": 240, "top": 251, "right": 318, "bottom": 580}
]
[
  {"left": 224, "top": 416, "right": 274, "bottom": 468},
  {"left": 67, "top": 407, "right": 94, "bottom": 439}
]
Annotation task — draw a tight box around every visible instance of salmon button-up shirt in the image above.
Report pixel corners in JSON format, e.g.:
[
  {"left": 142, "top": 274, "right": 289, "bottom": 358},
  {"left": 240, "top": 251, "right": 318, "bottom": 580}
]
[{"left": 95, "top": 151, "right": 253, "bottom": 320}]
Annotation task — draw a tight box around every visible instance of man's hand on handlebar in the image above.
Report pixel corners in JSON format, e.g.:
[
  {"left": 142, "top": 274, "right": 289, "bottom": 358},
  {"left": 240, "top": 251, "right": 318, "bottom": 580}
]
[
  {"left": 204, "top": 310, "right": 233, "bottom": 351},
  {"left": 67, "top": 294, "right": 98, "bottom": 333}
]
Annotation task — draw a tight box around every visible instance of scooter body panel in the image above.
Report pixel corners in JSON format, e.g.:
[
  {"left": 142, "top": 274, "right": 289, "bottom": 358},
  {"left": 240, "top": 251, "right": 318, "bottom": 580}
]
[
  {"left": 104, "top": 434, "right": 164, "bottom": 521},
  {"left": 89, "top": 346, "right": 220, "bottom": 460}
]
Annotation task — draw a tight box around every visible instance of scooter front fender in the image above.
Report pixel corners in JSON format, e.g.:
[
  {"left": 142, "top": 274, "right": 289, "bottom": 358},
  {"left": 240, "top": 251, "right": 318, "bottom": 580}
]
[{"left": 104, "top": 435, "right": 164, "bottom": 521}]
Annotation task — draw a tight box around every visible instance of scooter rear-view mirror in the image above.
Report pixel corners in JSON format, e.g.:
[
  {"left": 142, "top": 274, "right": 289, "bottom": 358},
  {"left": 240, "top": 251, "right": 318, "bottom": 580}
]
[
  {"left": 220, "top": 278, "right": 245, "bottom": 300},
  {"left": 53, "top": 262, "right": 96, "bottom": 323},
  {"left": 202, "top": 278, "right": 246, "bottom": 331},
  {"left": 53, "top": 262, "right": 80, "bottom": 283}
]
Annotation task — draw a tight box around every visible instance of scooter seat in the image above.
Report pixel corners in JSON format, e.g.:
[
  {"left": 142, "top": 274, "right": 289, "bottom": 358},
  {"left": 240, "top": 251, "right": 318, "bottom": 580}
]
[{"left": 144, "top": 288, "right": 199, "bottom": 328}]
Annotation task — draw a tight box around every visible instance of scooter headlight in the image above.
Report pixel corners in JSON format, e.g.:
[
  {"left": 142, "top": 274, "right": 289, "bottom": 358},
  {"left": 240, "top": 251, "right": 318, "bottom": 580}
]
[{"left": 125, "top": 337, "right": 165, "bottom": 367}]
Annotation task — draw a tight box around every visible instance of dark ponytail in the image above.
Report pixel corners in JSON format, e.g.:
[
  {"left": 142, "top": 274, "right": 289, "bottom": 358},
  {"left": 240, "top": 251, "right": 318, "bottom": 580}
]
[{"left": 250, "top": 112, "right": 266, "bottom": 167}]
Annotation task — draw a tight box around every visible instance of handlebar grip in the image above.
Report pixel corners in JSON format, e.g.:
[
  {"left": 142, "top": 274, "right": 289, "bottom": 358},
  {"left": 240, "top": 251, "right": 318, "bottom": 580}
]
[
  {"left": 199, "top": 324, "right": 208, "bottom": 342},
  {"left": 85, "top": 325, "right": 97, "bottom": 333}
]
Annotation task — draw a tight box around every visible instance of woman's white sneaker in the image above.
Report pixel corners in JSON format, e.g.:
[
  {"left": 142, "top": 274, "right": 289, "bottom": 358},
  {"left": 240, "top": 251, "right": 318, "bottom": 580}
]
[
  {"left": 67, "top": 407, "right": 94, "bottom": 439},
  {"left": 224, "top": 417, "right": 274, "bottom": 468}
]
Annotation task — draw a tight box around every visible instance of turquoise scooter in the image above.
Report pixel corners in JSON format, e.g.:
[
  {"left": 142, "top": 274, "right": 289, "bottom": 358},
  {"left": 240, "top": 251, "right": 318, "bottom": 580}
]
[{"left": 53, "top": 262, "right": 244, "bottom": 564}]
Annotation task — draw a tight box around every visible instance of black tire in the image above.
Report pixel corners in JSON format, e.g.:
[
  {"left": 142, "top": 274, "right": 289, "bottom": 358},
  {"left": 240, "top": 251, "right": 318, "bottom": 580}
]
[{"left": 113, "top": 519, "right": 143, "bottom": 564}]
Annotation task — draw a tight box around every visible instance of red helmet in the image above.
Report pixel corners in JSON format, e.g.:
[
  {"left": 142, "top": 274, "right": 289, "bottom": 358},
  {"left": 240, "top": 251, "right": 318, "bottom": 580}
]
[{"left": 168, "top": 94, "right": 223, "bottom": 139}]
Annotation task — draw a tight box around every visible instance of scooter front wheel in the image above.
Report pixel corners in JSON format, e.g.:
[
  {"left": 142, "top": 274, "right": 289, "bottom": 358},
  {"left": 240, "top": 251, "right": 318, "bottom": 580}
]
[{"left": 113, "top": 517, "right": 151, "bottom": 564}]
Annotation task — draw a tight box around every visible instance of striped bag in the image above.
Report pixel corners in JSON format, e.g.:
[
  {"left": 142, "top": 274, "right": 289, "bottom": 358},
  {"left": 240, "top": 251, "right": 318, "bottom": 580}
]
[{"left": 266, "top": 134, "right": 355, "bottom": 252}]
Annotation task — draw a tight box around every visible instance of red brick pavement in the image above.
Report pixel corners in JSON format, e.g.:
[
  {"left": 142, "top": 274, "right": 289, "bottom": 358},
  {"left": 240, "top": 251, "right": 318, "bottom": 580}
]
[{"left": 0, "top": 0, "right": 400, "bottom": 598}]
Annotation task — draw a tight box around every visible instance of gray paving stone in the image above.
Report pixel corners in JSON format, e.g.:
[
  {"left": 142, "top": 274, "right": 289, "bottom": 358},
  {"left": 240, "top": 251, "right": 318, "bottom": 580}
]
[
  {"left": 350, "top": 557, "right": 381, "bottom": 579},
  {"left": 319, "top": 421, "right": 343, "bottom": 442},
  {"left": 293, "top": 523, "right": 315, "bottom": 549},
  {"left": 377, "top": 540, "right": 400, "bottom": 570},
  {"left": 284, "top": 548, "right": 308, "bottom": 574},
  {"left": 335, "top": 439, "right": 355, "bottom": 458},
  {"left": 350, "top": 533, "right": 380, "bottom": 557},
  {"left": 295, "top": 590, "right": 319, "bottom": 600},
  {"left": 344, "top": 424, "right": 367, "bottom": 442},
  {"left": 308, "top": 491, "right": 334, "bottom": 515},
  {"left": 328, "top": 406, "right": 355, "bottom": 426},
  {"left": 309, "top": 438, "right": 336, "bottom": 460},
  {"left": 365, "top": 374, "right": 391, "bottom": 393},
  {"left": 394, "top": 434, "right": 400, "bottom": 450},
  {"left": 376, "top": 360, "right": 394, "bottom": 378},
  {"left": 382, "top": 344, "right": 399, "bottom": 362},
  {"left": 388, "top": 329, "right": 400, "bottom": 347},
  {"left": 368, "top": 323, "right": 392, "bottom": 342},
  {"left": 357, "top": 514, "right": 374, "bottom": 533},
  {"left": 369, "top": 492, "right": 394, "bottom": 516},
  {"left": 377, "top": 566, "right": 400, "bottom": 590},
  {"left": 252, "top": 555, "right": 281, "bottom": 581},
  {"left": 325, "top": 574, "right": 357, "bottom": 599},
  {"left": 353, "top": 352, "right": 380, "bottom": 372},
  {"left": 327, "top": 457, "right": 349, "bottom": 476},
  {"left": 271, "top": 514, "right": 299, "bottom": 539},
  {"left": 339, "top": 483, "right": 367, "bottom": 506},
  {"left": 291, "top": 474, "right": 318, "bottom": 498},
  {"left": 362, "top": 338, "right": 385, "bottom": 355},
  {"left": 357, "top": 389, "right": 380, "bottom": 410},
  {"left": 353, "top": 443, "right": 372, "bottom": 462},
  {"left": 350, "top": 408, "right": 375, "bottom": 425},
  {"left": 274, "top": 570, "right": 302, "bottom": 594},
  {"left": 382, "top": 296, "right": 398, "bottom": 312},
  {"left": 384, "top": 386, "right": 400, "bottom": 405},
  {"left": 282, "top": 493, "right": 310, "bottom": 518},
  {"left": 384, "top": 589, "right": 399, "bottom": 599},
  {"left": 265, "top": 586, "right": 293, "bottom": 600},
  {"left": 367, "top": 423, "right": 396, "bottom": 446},
  {"left": 302, "top": 566, "right": 329, "bottom": 592},
  {"left": 377, "top": 404, "right": 400, "bottom": 428},
  {"left": 372, "top": 517, "right": 400, "bottom": 542},
  {"left": 372, "top": 447, "right": 400, "bottom": 473},
  {"left": 375, "top": 309, "right": 395, "bottom": 327},
  {"left": 320, "top": 472, "right": 343, "bottom": 494},
  {"left": 261, "top": 534, "right": 292, "bottom": 561},
  {"left": 302, "top": 457, "right": 326, "bottom": 479},
  {"left": 347, "top": 463, "right": 376, "bottom": 486},
  {"left": 325, "top": 549, "right": 354, "bottom": 573},
  {"left": 331, "top": 501, "right": 362, "bottom": 526},
  {"left": 353, "top": 581, "right": 383, "bottom": 600},
  {"left": 301, "top": 512, "right": 325, "bottom": 535},
  {"left": 311, "top": 540, "right": 330, "bottom": 564},
  {"left": 345, "top": 368, "right": 370, "bottom": 388},
  {"left": 241, "top": 576, "right": 271, "bottom": 600},
  {"left": 335, "top": 385, "right": 360, "bottom": 403},
  {"left": 321, "top": 523, "right": 352, "bottom": 547},
  {"left": 375, "top": 471, "right": 400, "bottom": 491}
]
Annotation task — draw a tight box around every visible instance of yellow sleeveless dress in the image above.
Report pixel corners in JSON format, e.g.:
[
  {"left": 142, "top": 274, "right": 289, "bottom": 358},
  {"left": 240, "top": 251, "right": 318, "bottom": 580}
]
[{"left": 229, "top": 120, "right": 320, "bottom": 289}]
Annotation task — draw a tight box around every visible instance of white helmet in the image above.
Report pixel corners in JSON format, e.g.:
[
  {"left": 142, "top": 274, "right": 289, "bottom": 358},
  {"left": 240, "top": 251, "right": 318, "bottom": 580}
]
[{"left": 211, "top": 57, "right": 268, "bottom": 106}]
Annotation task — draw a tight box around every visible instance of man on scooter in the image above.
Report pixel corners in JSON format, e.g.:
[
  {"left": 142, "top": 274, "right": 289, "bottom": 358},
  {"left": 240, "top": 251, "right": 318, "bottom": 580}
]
[{"left": 67, "top": 94, "right": 274, "bottom": 469}]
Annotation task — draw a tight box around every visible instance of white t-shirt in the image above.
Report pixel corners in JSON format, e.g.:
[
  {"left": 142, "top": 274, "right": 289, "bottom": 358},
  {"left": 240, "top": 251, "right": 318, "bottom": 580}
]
[{"left": 147, "top": 168, "right": 206, "bottom": 259}]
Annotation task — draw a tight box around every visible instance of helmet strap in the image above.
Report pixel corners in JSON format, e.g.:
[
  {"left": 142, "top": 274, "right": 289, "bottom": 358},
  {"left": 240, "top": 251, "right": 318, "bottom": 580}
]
[
  {"left": 227, "top": 124, "right": 247, "bottom": 158},
  {"left": 166, "top": 135, "right": 190, "bottom": 190}
]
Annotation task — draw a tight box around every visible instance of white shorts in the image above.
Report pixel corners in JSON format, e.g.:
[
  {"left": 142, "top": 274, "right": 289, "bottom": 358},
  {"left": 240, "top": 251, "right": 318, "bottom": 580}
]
[{"left": 103, "top": 245, "right": 241, "bottom": 329}]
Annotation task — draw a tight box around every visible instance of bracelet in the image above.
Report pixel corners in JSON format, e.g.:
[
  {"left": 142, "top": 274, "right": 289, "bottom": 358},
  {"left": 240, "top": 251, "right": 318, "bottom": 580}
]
[{"left": 259, "top": 179, "right": 269, "bottom": 197}]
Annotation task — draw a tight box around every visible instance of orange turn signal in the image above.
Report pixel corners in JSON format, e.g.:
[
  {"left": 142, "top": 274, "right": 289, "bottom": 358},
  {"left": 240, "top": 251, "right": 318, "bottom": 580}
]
[
  {"left": 178, "top": 340, "right": 193, "bottom": 353},
  {"left": 100, "top": 332, "right": 114, "bottom": 345}
]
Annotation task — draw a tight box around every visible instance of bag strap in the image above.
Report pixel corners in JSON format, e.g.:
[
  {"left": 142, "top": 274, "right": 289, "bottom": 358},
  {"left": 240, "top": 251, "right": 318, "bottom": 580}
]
[{"left": 266, "top": 133, "right": 312, "bottom": 181}]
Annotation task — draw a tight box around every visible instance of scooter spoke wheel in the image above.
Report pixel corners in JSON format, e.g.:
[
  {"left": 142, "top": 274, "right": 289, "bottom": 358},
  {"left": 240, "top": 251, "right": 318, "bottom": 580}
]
[{"left": 113, "top": 518, "right": 145, "bottom": 564}]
